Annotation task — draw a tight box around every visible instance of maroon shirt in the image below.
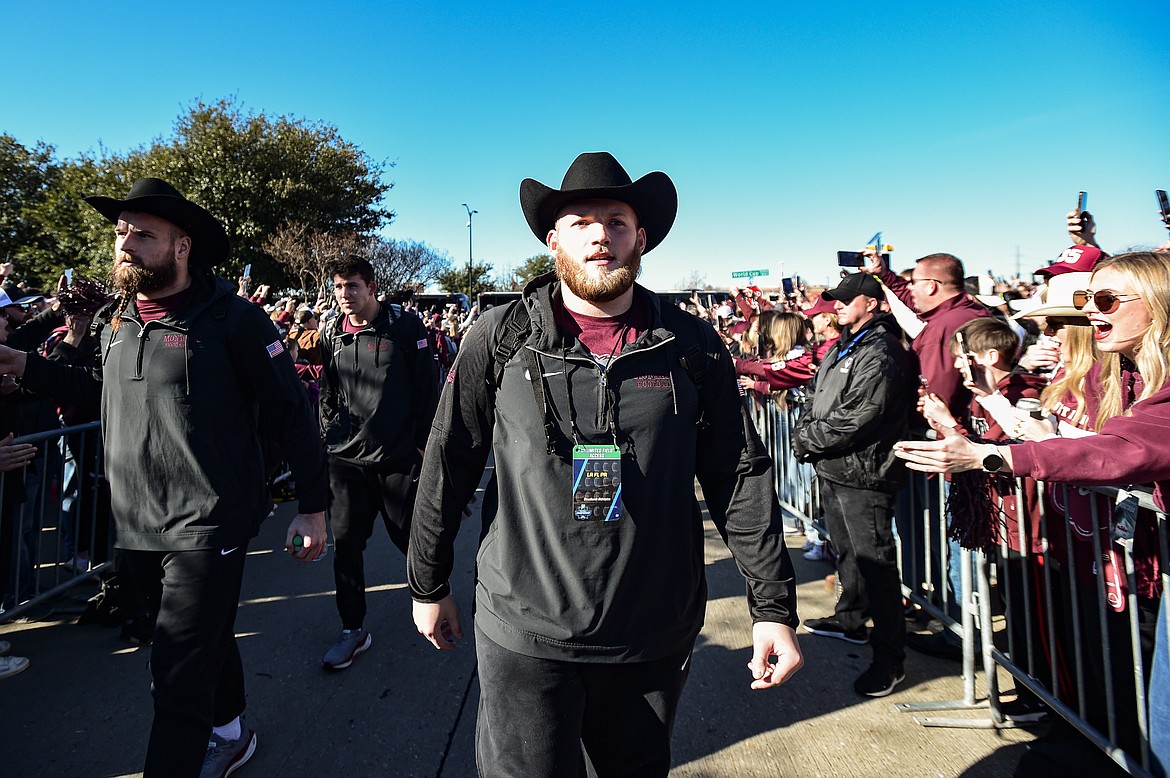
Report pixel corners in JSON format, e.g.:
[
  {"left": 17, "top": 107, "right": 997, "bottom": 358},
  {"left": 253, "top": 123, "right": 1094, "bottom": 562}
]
[
  {"left": 881, "top": 267, "right": 991, "bottom": 423},
  {"left": 554, "top": 300, "right": 648, "bottom": 362},
  {"left": 136, "top": 288, "right": 192, "bottom": 323}
]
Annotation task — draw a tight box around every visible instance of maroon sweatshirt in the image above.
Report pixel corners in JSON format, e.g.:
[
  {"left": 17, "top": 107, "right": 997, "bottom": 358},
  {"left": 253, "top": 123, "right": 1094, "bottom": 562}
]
[
  {"left": 1012, "top": 361, "right": 1166, "bottom": 601},
  {"left": 733, "top": 349, "right": 815, "bottom": 394},
  {"left": 881, "top": 268, "right": 991, "bottom": 423}
]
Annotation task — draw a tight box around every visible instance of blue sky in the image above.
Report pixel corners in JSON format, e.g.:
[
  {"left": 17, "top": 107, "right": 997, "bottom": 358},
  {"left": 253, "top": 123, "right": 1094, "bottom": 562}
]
[{"left": 3, "top": 1, "right": 1167, "bottom": 290}]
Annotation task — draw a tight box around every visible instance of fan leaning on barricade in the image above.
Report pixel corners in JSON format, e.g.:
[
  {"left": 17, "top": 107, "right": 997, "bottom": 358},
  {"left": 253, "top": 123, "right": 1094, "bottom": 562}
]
[
  {"left": 894, "top": 250, "right": 1170, "bottom": 777},
  {"left": 0, "top": 178, "right": 329, "bottom": 778}
]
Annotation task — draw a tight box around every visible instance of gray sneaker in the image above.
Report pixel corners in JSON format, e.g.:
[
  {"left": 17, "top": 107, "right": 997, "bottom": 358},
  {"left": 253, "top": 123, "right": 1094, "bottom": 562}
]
[
  {"left": 200, "top": 727, "right": 256, "bottom": 777},
  {"left": 323, "top": 628, "right": 372, "bottom": 669},
  {"left": 0, "top": 655, "right": 30, "bottom": 680}
]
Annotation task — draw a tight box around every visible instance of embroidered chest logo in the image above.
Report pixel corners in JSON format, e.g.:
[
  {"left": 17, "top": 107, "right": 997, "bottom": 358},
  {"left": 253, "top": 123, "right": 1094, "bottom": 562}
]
[
  {"left": 634, "top": 374, "right": 671, "bottom": 389},
  {"left": 838, "top": 356, "right": 854, "bottom": 373},
  {"left": 367, "top": 341, "right": 390, "bottom": 353},
  {"left": 163, "top": 333, "right": 187, "bottom": 349}
]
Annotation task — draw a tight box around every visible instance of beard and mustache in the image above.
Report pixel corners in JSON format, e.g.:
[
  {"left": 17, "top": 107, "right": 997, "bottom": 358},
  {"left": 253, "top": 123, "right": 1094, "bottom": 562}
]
[
  {"left": 555, "top": 245, "right": 642, "bottom": 303},
  {"left": 110, "top": 245, "right": 180, "bottom": 297}
]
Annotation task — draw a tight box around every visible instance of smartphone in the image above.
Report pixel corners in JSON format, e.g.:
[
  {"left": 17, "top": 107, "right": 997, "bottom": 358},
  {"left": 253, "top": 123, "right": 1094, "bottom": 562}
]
[
  {"left": 782, "top": 277, "right": 795, "bottom": 295},
  {"left": 1076, "top": 191, "right": 1088, "bottom": 216},
  {"left": 954, "top": 331, "right": 975, "bottom": 384},
  {"left": 64, "top": 268, "right": 74, "bottom": 285},
  {"left": 837, "top": 251, "right": 890, "bottom": 267},
  {"left": 1157, "top": 189, "right": 1170, "bottom": 224},
  {"left": 243, "top": 263, "right": 252, "bottom": 279}
]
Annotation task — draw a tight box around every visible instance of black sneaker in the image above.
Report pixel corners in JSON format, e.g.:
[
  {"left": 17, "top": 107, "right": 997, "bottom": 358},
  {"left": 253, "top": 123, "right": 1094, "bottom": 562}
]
[
  {"left": 905, "top": 631, "right": 963, "bottom": 661},
  {"left": 854, "top": 663, "right": 905, "bottom": 697},
  {"left": 802, "top": 617, "right": 869, "bottom": 645}
]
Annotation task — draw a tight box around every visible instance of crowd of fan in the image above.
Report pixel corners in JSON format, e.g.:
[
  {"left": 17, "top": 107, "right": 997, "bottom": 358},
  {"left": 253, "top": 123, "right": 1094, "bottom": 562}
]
[{"left": 2, "top": 204, "right": 1168, "bottom": 776}]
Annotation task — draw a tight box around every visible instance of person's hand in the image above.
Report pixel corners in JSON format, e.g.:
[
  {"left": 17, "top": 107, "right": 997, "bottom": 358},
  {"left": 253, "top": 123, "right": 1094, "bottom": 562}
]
[
  {"left": 1009, "top": 413, "right": 1057, "bottom": 442},
  {"left": 0, "top": 345, "right": 29, "bottom": 379},
  {"left": 747, "top": 622, "right": 803, "bottom": 689},
  {"left": 0, "top": 433, "right": 37, "bottom": 472},
  {"left": 893, "top": 429, "right": 988, "bottom": 473},
  {"left": 0, "top": 261, "right": 14, "bottom": 278},
  {"left": 921, "top": 392, "right": 959, "bottom": 435},
  {"left": 1017, "top": 340, "right": 1060, "bottom": 372},
  {"left": 863, "top": 247, "right": 887, "bottom": 276},
  {"left": 737, "top": 375, "right": 756, "bottom": 392},
  {"left": 63, "top": 315, "right": 91, "bottom": 347},
  {"left": 1155, "top": 238, "right": 1170, "bottom": 253},
  {"left": 285, "top": 510, "right": 327, "bottom": 562},
  {"left": 413, "top": 594, "right": 463, "bottom": 650},
  {"left": 963, "top": 363, "right": 997, "bottom": 397},
  {"left": 1067, "top": 210, "right": 1099, "bottom": 248}
]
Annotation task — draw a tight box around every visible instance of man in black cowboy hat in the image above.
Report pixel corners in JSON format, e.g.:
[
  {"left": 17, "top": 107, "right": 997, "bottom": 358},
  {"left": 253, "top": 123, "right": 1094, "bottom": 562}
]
[
  {"left": 0, "top": 178, "right": 329, "bottom": 778},
  {"left": 408, "top": 152, "right": 802, "bottom": 776}
]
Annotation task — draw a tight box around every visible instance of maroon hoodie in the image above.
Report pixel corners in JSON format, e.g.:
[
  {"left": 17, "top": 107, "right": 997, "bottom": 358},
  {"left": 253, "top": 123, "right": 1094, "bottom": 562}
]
[{"left": 1012, "top": 362, "right": 1167, "bottom": 601}]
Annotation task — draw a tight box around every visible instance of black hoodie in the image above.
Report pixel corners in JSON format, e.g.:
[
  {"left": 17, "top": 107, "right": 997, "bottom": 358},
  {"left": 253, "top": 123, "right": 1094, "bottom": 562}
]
[
  {"left": 21, "top": 272, "right": 328, "bottom": 551},
  {"left": 408, "top": 272, "right": 798, "bottom": 663}
]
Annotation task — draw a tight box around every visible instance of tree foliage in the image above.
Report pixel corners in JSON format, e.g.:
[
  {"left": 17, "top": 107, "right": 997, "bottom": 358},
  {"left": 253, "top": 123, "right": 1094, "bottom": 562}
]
[
  {"left": 3, "top": 97, "right": 398, "bottom": 288},
  {"left": 435, "top": 261, "right": 497, "bottom": 295},
  {"left": 499, "top": 253, "right": 555, "bottom": 290},
  {"left": 369, "top": 237, "right": 451, "bottom": 293}
]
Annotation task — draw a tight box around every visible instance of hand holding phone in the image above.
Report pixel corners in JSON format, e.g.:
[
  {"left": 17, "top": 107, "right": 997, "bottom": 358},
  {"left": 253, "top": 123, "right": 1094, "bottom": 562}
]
[
  {"left": 1157, "top": 189, "right": 1170, "bottom": 229},
  {"left": 954, "top": 331, "right": 975, "bottom": 385}
]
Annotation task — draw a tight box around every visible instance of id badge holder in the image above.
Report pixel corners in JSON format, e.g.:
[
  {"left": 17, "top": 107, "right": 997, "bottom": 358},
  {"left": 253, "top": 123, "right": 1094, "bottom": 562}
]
[{"left": 572, "top": 444, "right": 622, "bottom": 522}]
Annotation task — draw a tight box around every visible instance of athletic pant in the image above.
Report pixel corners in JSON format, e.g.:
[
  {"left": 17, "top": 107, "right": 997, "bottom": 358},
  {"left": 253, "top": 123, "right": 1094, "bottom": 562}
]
[
  {"left": 124, "top": 546, "right": 248, "bottom": 778},
  {"left": 329, "top": 458, "right": 418, "bottom": 630},
  {"left": 474, "top": 627, "right": 694, "bottom": 778},
  {"left": 821, "top": 479, "right": 905, "bottom": 669}
]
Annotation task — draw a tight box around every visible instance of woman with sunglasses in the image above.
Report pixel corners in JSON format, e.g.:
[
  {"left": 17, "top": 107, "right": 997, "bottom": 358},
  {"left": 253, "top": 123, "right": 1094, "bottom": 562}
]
[{"left": 894, "top": 251, "right": 1170, "bottom": 775}]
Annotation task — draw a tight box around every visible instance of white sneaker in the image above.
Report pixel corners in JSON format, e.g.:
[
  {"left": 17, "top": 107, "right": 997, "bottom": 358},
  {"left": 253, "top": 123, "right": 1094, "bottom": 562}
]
[
  {"left": 803, "top": 544, "right": 827, "bottom": 562},
  {"left": 0, "top": 655, "right": 30, "bottom": 680}
]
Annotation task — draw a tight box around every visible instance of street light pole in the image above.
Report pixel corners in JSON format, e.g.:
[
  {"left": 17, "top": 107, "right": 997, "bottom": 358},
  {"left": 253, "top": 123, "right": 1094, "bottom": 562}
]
[{"left": 462, "top": 202, "right": 477, "bottom": 302}]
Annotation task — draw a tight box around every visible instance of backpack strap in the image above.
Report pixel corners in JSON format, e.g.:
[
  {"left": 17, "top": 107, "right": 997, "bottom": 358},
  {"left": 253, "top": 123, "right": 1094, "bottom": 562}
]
[
  {"left": 669, "top": 309, "right": 714, "bottom": 430},
  {"left": 490, "top": 299, "right": 531, "bottom": 387}
]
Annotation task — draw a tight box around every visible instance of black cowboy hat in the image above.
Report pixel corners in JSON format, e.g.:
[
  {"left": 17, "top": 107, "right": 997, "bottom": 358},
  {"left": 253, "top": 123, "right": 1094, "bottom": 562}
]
[
  {"left": 519, "top": 152, "right": 677, "bottom": 253},
  {"left": 84, "top": 178, "right": 230, "bottom": 266}
]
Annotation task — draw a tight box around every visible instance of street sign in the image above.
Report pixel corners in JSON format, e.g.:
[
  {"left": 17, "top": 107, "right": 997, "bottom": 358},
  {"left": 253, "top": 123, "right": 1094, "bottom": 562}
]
[{"left": 730, "top": 269, "right": 770, "bottom": 279}]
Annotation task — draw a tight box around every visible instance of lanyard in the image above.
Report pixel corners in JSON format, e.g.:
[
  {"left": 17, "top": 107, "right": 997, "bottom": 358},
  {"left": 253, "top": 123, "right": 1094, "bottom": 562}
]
[
  {"left": 829, "top": 325, "right": 872, "bottom": 366},
  {"left": 561, "top": 320, "right": 631, "bottom": 447}
]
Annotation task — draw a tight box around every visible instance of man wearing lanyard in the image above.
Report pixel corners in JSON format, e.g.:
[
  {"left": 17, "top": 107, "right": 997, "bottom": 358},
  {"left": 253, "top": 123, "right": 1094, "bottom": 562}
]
[
  {"left": 793, "top": 271, "right": 915, "bottom": 697},
  {"left": 408, "top": 152, "right": 802, "bottom": 776}
]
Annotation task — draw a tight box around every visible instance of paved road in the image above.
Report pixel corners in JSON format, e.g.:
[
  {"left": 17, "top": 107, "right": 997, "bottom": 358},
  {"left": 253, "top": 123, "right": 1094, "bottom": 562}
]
[{"left": 1, "top": 475, "right": 1034, "bottom": 777}]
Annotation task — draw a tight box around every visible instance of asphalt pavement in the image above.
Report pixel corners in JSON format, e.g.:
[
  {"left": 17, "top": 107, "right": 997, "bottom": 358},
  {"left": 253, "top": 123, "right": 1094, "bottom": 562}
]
[{"left": 1, "top": 472, "right": 1036, "bottom": 777}]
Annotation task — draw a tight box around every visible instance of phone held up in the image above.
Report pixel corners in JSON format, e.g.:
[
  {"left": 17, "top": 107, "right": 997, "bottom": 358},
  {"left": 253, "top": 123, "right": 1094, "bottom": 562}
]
[
  {"left": 1076, "top": 191, "right": 1088, "bottom": 217},
  {"left": 837, "top": 251, "right": 891, "bottom": 268},
  {"left": 954, "top": 330, "right": 976, "bottom": 385},
  {"left": 1157, "top": 189, "right": 1170, "bottom": 227}
]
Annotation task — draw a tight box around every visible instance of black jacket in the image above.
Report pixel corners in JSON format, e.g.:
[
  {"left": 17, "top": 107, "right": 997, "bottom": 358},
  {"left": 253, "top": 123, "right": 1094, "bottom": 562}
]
[
  {"left": 408, "top": 273, "right": 798, "bottom": 663},
  {"left": 319, "top": 301, "right": 438, "bottom": 470},
  {"left": 792, "top": 312, "right": 914, "bottom": 490},
  {"left": 21, "top": 272, "right": 328, "bottom": 551}
]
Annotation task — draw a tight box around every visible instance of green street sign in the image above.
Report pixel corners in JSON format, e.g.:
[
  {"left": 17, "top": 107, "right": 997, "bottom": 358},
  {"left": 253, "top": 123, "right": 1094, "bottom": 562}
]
[{"left": 731, "top": 269, "right": 770, "bottom": 279}]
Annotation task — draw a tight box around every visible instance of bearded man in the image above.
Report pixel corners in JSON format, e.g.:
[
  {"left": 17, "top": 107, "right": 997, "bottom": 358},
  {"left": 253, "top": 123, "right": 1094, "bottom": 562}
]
[
  {"left": 408, "top": 152, "right": 802, "bottom": 777},
  {"left": 0, "top": 178, "right": 328, "bottom": 778}
]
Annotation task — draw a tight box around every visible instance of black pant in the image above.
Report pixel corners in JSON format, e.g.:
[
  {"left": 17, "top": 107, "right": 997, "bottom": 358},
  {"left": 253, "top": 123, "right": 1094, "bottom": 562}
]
[
  {"left": 329, "top": 458, "right": 418, "bottom": 629},
  {"left": 821, "top": 479, "right": 905, "bottom": 669},
  {"left": 474, "top": 627, "right": 693, "bottom": 778},
  {"left": 124, "top": 546, "right": 248, "bottom": 778}
]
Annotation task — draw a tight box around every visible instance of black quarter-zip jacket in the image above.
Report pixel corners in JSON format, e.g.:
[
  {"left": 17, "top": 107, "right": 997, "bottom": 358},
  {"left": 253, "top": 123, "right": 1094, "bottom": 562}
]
[
  {"left": 21, "top": 272, "right": 328, "bottom": 551},
  {"left": 319, "top": 301, "right": 438, "bottom": 470},
  {"left": 408, "top": 272, "right": 798, "bottom": 662}
]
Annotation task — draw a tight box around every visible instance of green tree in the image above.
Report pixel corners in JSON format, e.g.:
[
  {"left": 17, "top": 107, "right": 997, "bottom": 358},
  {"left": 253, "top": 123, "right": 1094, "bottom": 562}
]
[
  {"left": 500, "top": 253, "right": 555, "bottom": 290},
  {"left": 436, "top": 261, "right": 496, "bottom": 295},
  {"left": 0, "top": 134, "right": 59, "bottom": 275}
]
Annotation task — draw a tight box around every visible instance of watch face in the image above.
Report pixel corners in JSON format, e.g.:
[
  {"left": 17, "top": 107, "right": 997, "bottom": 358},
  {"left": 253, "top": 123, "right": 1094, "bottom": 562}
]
[{"left": 983, "top": 453, "right": 1004, "bottom": 472}]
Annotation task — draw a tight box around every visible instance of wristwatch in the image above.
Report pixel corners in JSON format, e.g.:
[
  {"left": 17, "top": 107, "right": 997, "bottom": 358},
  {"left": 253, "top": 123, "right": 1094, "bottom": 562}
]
[{"left": 982, "top": 448, "right": 1004, "bottom": 473}]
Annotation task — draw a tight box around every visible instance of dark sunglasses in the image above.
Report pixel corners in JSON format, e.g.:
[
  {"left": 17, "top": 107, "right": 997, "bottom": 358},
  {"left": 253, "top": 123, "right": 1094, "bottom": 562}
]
[{"left": 1072, "top": 290, "right": 1142, "bottom": 315}]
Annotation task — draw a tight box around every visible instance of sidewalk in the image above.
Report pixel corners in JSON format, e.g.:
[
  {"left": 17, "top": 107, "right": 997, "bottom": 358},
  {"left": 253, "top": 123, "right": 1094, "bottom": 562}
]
[{"left": 1, "top": 484, "right": 1035, "bottom": 777}]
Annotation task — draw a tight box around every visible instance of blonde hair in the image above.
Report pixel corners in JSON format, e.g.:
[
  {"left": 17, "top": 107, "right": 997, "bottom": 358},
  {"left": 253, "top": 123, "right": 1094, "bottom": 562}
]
[
  {"left": 1090, "top": 252, "right": 1170, "bottom": 431},
  {"left": 757, "top": 311, "right": 807, "bottom": 362},
  {"left": 1040, "top": 323, "right": 1097, "bottom": 427}
]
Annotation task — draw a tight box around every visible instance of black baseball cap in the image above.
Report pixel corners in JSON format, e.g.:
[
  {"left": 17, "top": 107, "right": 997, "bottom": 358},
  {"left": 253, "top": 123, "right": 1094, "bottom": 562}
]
[{"left": 822, "top": 273, "right": 883, "bottom": 303}]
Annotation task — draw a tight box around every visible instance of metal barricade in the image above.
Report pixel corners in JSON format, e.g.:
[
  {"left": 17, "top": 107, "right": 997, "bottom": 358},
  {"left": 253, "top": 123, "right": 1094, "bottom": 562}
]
[
  {"left": 748, "top": 391, "right": 1165, "bottom": 776},
  {"left": 1, "top": 421, "right": 107, "bottom": 623}
]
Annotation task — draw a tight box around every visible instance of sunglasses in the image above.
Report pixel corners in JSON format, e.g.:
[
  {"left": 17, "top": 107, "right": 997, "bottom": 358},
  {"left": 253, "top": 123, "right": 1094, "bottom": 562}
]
[{"left": 1072, "top": 290, "right": 1142, "bottom": 315}]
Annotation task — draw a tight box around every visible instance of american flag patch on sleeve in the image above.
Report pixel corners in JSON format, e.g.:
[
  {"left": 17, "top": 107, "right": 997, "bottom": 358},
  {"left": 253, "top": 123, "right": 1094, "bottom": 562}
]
[
  {"left": 267, "top": 340, "right": 285, "bottom": 358},
  {"left": 417, "top": 338, "right": 429, "bottom": 349}
]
